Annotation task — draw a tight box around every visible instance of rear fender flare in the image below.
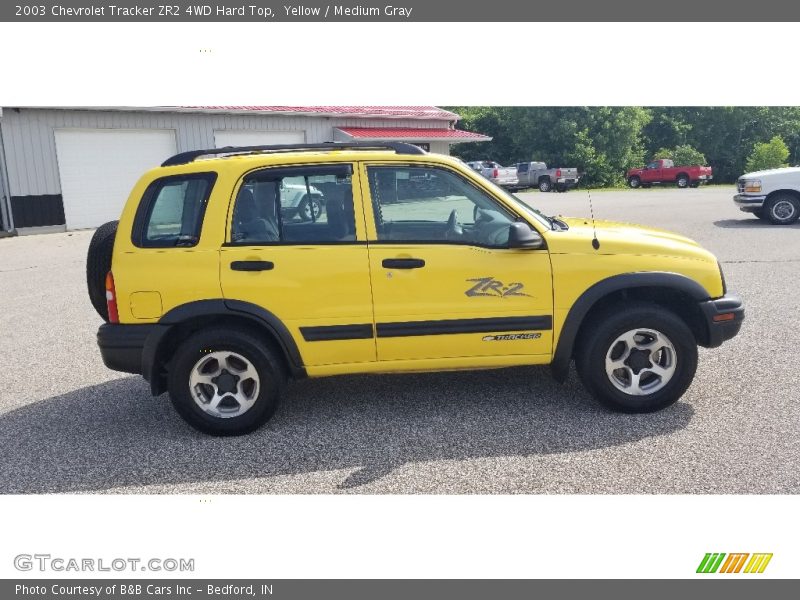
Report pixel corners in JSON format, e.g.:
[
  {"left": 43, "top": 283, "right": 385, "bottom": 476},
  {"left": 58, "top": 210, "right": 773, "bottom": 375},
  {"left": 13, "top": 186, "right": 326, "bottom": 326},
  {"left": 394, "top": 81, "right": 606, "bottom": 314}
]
[{"left": 143, "top": 299, "right": 304, "bottom": 394}]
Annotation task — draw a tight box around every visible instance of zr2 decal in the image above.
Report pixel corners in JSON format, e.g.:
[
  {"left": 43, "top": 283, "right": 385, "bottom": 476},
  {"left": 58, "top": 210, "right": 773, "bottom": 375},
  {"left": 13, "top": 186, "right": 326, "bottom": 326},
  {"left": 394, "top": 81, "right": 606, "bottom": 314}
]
[
  {"left": 483, "top": 333, "right": 541, "bottom": 341},
  {"left": 465, "top": 277, "right": 530, "bottom": 298}
]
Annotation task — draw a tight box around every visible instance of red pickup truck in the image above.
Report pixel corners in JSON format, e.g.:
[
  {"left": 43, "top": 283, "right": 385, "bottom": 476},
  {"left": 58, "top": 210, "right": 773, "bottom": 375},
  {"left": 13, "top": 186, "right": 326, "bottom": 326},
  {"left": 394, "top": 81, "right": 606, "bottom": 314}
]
[{"left": 627, "top": 159, "right": 713, "bottom": 189}]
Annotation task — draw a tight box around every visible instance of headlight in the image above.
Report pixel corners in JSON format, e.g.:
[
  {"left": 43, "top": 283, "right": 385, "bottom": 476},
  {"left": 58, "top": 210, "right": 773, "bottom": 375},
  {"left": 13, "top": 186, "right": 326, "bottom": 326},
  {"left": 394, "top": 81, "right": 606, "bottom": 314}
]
[{"left": 744, "top": 179, "right": 762, "bottom": 193}]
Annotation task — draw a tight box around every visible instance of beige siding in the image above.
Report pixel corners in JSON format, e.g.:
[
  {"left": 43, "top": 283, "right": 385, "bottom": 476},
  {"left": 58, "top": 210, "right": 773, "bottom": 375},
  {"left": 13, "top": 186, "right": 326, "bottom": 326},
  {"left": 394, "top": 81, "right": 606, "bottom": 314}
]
[
  {"left": 0, "top": 108, "right": 453, "bottom": 197},
  {"left": 429, "top": 142, "right": 450, "bottom": 155}
]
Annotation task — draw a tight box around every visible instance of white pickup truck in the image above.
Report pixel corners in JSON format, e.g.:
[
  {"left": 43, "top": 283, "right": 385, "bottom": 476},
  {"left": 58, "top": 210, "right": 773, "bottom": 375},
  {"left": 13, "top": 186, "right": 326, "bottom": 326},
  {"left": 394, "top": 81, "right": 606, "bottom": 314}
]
[
  {"left": 466, "top": 160, "right": 519, "bottom": 189},
  {"left": 734, "top": 167, "right": 800, "bottom": 225}
]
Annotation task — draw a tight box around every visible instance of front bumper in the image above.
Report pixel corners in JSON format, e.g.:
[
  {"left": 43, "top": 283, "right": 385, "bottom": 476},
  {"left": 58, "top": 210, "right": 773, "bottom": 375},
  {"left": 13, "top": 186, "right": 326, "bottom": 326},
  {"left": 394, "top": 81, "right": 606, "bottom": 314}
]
[
  {"left": 734, "top": 193, "right": 767, "bottom": 212},
  {"left": 698, "top": 292, "right": 744, "bottom": 348}
]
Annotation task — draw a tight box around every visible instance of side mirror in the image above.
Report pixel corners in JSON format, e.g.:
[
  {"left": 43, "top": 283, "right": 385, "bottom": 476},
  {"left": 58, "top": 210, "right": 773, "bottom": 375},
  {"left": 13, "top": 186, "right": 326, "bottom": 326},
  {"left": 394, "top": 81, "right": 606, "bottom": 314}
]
[{"left": 508, "top": 222, "right": 544, "bottom": 249}]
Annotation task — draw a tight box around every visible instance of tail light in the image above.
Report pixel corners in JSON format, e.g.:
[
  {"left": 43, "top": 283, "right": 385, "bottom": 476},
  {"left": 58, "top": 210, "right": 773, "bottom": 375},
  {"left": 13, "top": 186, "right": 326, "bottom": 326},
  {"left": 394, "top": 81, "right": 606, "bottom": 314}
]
[
  {"left": 556, "top": 169, "right": 562, "bottom": 178},
  {"left": 105, "top": 271, "right": 119, "bottom": 324},
  {"left": 493, "top": 168, "right": 499, "bottom": 178}
]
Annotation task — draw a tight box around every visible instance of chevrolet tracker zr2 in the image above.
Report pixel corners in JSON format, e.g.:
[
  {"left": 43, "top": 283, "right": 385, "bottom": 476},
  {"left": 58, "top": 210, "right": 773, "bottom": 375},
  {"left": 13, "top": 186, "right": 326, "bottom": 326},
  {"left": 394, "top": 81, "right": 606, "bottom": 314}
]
[{"left": 87, "top": 142, "right": 744, "bottom": 435}]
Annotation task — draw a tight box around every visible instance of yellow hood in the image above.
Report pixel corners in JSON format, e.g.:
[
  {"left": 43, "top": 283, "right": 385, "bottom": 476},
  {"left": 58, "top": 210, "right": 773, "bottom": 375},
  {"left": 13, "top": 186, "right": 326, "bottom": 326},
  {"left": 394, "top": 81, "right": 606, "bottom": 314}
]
[{"left": 548, "top": 217, "right": 713, "bottom": 262}]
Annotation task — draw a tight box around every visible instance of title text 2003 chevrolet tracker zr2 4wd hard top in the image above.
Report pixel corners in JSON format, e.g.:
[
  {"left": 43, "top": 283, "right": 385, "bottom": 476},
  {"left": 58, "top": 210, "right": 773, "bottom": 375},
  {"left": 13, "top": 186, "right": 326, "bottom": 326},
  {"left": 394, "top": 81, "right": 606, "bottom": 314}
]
[{"left": 87, "top": 142, "right": 744, "bottom": 435}]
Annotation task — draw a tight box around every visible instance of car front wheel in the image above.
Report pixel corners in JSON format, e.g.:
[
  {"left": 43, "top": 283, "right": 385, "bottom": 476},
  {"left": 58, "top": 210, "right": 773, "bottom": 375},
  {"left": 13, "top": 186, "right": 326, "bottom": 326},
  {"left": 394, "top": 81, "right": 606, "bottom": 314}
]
[
  {"left": 764, "top": 193, "right": 800, "bottom": 225},
  {"left": 576, "top": 303, "right": 698, "bottom": 413},
  {"left": 167, "top": 328, "right": 285, "bottom": 435}
]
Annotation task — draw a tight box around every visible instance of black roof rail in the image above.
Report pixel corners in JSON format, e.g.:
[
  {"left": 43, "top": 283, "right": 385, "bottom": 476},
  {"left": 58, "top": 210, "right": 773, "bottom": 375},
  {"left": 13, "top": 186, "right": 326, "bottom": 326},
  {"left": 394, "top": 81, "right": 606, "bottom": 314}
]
[{"left": 161, "top": 141, "right": 426, "bottom": 167}]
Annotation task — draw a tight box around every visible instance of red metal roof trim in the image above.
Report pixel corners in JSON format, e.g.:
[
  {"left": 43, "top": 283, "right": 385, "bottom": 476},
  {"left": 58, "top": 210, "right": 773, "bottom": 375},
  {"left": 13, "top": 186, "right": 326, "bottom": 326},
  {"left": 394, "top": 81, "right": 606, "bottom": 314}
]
[
  {"left": 337, "top": 127, "right": 490, "bottom": 140},
  {"left": 183, "top": 106, "right": 459, "bottom": 120}
]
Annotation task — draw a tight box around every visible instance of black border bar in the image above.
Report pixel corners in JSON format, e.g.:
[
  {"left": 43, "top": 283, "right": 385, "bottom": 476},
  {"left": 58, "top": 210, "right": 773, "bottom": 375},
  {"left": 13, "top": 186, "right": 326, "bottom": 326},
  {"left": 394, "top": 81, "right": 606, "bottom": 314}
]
[
  {"left": 3, "top": 1, "right": 799, "bottom": 22},
  {"left": 2, "top": 579, "right": 794, "bottom": 599}
]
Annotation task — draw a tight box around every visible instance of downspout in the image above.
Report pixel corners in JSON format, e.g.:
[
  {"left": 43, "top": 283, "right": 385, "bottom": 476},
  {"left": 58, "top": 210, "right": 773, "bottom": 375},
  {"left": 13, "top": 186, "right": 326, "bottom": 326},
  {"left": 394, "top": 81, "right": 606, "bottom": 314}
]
[{"left": 0, "top": 110, "right": 14, "bottom": 233}]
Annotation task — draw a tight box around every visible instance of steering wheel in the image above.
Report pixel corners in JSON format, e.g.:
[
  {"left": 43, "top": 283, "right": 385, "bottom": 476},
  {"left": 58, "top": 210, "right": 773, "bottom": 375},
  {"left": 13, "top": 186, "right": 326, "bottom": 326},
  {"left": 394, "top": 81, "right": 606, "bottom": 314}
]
[{"left": 446, "top": 209, "right": 463, "bottom": 240}]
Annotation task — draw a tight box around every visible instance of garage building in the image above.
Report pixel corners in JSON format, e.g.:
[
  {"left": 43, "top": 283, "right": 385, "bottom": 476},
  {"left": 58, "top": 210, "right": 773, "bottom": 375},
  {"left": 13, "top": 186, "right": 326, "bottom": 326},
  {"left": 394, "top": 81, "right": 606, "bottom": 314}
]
[{"left": 0, "top": 106, "right": 490, "bottom": 234}]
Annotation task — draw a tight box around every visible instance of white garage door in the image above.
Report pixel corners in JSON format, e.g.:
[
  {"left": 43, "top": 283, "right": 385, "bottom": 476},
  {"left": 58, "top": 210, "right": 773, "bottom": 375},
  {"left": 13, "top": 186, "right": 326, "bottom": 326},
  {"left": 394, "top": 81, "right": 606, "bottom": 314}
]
[
  {"left": 214, "top": 129, "right": 305, "bottom": 148},
  {"left": 55, "top": 128, "right": 177, "bottom": 229}
]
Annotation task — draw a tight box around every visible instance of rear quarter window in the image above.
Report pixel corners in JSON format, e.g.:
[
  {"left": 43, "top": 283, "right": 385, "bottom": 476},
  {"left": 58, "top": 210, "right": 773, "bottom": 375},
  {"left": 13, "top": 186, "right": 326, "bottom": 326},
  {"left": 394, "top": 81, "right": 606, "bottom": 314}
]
[{"left": 132, "top": 172, "right": 217, "bottom": 248}]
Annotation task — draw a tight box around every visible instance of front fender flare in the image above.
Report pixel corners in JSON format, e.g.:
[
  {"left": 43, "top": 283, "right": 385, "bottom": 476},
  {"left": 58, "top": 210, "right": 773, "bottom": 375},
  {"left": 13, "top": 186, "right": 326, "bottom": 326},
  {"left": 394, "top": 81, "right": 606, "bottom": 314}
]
[{"left": 550, "top": 272, "right": 711, "bottom": 382}]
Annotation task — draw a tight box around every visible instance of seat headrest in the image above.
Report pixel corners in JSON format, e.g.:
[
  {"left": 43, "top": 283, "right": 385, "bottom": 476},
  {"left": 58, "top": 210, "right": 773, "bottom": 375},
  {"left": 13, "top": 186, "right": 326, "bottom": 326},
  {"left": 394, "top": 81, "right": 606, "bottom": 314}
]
[{"left": 236, "top": 188, "right": 257, "bottom": 221}]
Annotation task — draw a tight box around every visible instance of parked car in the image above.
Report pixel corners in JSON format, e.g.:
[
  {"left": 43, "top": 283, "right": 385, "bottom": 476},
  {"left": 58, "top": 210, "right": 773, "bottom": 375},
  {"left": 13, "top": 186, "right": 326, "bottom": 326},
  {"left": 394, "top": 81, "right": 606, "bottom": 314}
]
[
  {"left": 514, "top": 161, "right": 580, "bottom": 192},
  {"left": 627, "top": 159, "right": 713, "bottom": 189},
  {"left": 734, "top": 167, "right": 800, "bottom": 225},
  {"left": 466, "top": 160, "right": 519, "bottom": 189},
  {"left": 87, "top": 141, "right": 743, "bottom": 435},
  {"left": 273, "top": 178, "right": 326, "bottom": 221}
]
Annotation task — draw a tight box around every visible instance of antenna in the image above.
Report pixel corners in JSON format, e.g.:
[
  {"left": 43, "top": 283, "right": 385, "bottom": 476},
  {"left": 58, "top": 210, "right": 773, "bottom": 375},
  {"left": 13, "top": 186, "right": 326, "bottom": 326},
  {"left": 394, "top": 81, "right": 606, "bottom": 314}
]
[{"left": 587, "top": 187, "right": 600, "bottom": 250}]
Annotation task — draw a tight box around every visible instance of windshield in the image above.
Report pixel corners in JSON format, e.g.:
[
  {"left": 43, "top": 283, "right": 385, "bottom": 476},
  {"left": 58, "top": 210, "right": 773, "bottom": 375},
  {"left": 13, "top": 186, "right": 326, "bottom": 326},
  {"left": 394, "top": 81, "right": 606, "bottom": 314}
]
[{"left": 480, "top": 178, "right": 554, "bottom": 229}]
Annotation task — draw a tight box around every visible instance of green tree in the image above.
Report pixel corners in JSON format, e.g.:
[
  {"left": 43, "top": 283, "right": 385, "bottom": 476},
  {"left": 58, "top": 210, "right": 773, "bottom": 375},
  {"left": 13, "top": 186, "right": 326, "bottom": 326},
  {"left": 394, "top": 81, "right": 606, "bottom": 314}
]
[
  {"left": 446, "top": 107, "right": 800, "bottom": 186},
  {"left": 745, "top": 136, "right": 790, "bottom": 173},
  {"left": 652, "top": 145, "right": 707, "bottom": 166},
  {"left": 449, "top": 106, "right": 651, "bottom": 187}
]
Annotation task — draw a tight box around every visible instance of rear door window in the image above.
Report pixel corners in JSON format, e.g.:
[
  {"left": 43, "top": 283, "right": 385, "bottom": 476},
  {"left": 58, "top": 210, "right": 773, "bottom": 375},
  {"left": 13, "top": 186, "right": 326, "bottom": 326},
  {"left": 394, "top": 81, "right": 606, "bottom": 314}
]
[
  {"left": 133, "top": 173, "right": 216, "bottom": 247},
  {"left": 229, "top": 164, "right": 356, "bottom": 245}
]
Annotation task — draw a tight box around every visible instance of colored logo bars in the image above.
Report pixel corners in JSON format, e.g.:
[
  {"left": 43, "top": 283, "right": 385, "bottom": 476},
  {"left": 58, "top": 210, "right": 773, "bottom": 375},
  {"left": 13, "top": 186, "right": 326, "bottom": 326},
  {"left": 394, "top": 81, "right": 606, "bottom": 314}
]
[{"left": 697, "top": 553, "right": 773, "bottom": 574}]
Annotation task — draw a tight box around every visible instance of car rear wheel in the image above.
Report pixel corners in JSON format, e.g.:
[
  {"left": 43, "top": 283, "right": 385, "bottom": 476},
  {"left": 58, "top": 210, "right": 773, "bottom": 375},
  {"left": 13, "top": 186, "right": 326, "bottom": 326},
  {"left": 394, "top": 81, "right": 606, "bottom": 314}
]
[
  {"left": 86, "top": 220, "right": 118, "bottom": 322},
  {"left": 576, "top": 302, "right": 698, "bottom": 413},
  {"left": 167, "top": 328, "right": 285, "bottom": 435},
  {"left": 298, "top": 195, "right": 323, "bottom": 222},
  {"left": 628, "top": 176, "right": 641, "bottom": 189},
  {"left": 764, "top": 193, "right": 800, "bottom": 225},
  {"left": 538, "top": 179, "right": 552, "bottom": 192},
  {"left": 676, "top": 174, "right": 690, "bottom": 188}
]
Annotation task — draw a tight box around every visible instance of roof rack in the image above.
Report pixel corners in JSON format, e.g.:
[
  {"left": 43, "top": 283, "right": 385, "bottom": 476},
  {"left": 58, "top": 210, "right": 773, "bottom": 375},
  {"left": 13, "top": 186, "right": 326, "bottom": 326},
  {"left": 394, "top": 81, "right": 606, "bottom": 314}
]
[{"left": 161, "top": 141, "right": 426, "bottom": 167}]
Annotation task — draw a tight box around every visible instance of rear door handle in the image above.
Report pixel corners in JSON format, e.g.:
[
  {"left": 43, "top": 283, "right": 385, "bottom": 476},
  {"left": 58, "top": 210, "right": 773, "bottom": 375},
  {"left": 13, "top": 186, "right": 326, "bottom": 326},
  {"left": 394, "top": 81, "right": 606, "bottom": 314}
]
[
  {"left": 382, "top": 258, "right": 425, "bottom": 269},
  {"left": 230, "top": 260, "right": 274, "bottom": 271}
]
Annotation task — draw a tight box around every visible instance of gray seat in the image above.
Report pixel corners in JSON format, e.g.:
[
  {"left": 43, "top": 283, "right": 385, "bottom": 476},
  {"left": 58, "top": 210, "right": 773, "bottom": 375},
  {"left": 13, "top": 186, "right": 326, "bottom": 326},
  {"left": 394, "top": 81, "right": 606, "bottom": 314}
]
[
  {"left": 233, "top": 185, "right": 280, "bottom": 243},
  {"left": 233, "top": 188, "right": 268, "bottom": 242},
  {"left": 325, "top": 187, "right": 355, "bottom": 240}
]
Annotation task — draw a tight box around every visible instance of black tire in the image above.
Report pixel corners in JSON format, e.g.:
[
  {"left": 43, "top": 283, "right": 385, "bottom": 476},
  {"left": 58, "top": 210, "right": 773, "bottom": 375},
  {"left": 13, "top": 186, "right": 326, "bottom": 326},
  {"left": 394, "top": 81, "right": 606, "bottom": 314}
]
[
  {"left": 628, "top": 176, "right": 641, "bottom": 189},
  {"left": 676, "top": 174, "right": 690, "bottom": 188},
  {"left": 86, "top": 220, "right": 118, "bottom": 321},
  {"left": 555, "top": 183, "right": 567, "bottom": 193},
  {"left": 764, "top": 193, "right": 800, "bottom": 225},
  {"left": 538, "top": 178, "right": 552, "bottom": 193},
  {"left": 167, "top": 328, "right": 286, "bottom": 436},
  {"left": 298, "top": 195, "right": 323, "bottom": 222},
  {"left": 689, "top": 181, "right": 700, "bottom": 188},
  {"left": 575, "top": 302, "right": 698, "bottom": 413}
]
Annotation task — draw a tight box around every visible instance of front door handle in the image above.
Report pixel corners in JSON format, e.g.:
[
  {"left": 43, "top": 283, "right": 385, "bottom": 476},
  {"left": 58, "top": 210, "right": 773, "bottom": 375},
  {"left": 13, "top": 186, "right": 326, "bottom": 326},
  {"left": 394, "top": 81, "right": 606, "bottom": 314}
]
[
  {"left": 382, "top": 258, "right": 425, "bottom": 269},
  {"left": 230, "top": 260, "right": 274, "bottom": 272}
]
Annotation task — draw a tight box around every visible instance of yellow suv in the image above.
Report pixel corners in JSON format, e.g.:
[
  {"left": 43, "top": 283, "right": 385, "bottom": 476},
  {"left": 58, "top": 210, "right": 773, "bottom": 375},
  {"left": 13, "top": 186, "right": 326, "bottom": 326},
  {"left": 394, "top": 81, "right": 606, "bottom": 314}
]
[{"left": 88, "top": 143, "right": 744, "bottom": 435}]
